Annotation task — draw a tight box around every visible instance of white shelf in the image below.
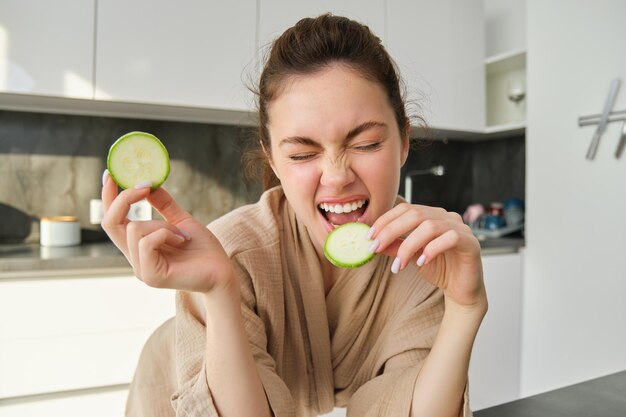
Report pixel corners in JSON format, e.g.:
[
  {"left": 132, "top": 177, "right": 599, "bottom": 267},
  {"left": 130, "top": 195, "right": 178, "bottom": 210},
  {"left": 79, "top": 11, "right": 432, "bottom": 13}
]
[
  {"left": 484, "top": 122, "right": 527, "bottom": 135},
  {"left": 485, "top": 48, "right": 527, "bottom": 67},
  {"left": 486, "top": 49, "right": 527, "bottom": 128}
]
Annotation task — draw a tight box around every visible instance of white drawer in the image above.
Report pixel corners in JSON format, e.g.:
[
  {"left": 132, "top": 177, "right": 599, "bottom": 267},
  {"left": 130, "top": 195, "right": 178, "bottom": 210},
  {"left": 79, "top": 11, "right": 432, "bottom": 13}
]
[
  {"left": 0, "top": 273, "right": 176, "bottom": 398},
  {"left": 0, "top": 388, "right": 128, "bottom": 417},
  {"left": 0, "top": 275, "right": 174, "bottom": 340},
  {"left": 0, "top": 329, "right": 152, "bottom": 398}
]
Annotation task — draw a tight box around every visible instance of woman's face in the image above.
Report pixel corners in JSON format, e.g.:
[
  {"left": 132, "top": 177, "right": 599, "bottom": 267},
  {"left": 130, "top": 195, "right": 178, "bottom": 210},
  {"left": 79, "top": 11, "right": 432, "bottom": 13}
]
[{"left": 266, "top": 64, "right": 409, "bottom": 250}]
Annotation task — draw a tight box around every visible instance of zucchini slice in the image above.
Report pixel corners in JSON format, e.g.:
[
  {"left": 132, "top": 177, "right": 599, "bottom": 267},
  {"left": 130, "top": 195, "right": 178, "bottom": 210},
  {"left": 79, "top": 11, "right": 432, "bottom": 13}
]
[
  {"left": 324, "top": 222, "right": 376, "bottom": 268},
  {"left": 107, "top": 131, "right": 170, "bottom": 190}
]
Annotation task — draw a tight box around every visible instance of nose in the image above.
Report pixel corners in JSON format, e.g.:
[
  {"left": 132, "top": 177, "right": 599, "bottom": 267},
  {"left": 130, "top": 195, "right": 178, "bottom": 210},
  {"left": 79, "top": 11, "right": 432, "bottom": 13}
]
[{"left": 319, "top": 155, "right": 355, "bottom": 190}]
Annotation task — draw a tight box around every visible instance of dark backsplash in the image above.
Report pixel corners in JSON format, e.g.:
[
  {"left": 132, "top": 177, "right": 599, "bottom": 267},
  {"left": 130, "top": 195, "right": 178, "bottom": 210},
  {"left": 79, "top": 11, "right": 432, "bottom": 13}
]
[
  {"left": 472, "top": 138, "right": 525, "bottom": 207},
  {"left": 0, "top": 110, "right": 525, "bottom": 236},
  {"left": 401, "top": 136, "right": 525, "bottom": 214},
  {"left": 0, "top": 110, "right": 262, "bottom": 237}
]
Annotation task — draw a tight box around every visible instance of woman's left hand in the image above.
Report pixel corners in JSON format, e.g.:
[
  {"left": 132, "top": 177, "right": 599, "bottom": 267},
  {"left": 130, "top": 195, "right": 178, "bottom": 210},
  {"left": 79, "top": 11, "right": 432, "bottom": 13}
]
[{"left": 368, "top": 203, "right": 486, "bottom": 310}]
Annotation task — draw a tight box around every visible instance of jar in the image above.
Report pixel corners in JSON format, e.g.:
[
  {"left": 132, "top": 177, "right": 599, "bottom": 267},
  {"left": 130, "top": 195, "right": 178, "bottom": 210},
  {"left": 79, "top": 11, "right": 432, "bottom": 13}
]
[{"left": 40, "top": 216, "right": 81, "bottom": 247}]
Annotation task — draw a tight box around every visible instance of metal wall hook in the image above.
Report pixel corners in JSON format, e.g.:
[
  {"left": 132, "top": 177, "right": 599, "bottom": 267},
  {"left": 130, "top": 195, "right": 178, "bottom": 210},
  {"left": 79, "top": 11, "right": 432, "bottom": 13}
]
[
  {"left": 579, "top": 108, "right": 626, "bottom": 160},
  {"left": 578, "top": 109, "right": 626, "bottom": 127},
  {"left": 615, "top": 121, "right": 626, "bottom": 159},
  {"left": 584, "top": 79, "right": 620, "bottom": 160},
  {"left": 578, "top": 107, "right": 626, "bottom": 159}
]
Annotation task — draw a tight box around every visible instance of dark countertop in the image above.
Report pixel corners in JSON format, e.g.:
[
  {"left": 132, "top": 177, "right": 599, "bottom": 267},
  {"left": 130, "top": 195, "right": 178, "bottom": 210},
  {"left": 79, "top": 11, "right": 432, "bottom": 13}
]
[
  {"left": 0, "top": 237, "right": 524, "bottom": 275},
  {"left": 475, "top": 371, "right": 626, "bottom": 417}
]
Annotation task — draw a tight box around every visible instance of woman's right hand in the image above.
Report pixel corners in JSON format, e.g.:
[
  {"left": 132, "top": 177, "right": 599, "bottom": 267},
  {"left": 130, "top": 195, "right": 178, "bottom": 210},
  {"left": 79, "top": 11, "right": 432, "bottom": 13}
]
[{"left": 101, "top": 171, "right": 236, "bottom": 293}]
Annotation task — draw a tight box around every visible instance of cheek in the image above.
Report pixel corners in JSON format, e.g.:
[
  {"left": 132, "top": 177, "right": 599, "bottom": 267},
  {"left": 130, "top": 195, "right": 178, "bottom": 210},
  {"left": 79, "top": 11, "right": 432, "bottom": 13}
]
[
  {"left": 354, "top": 152, "right": 401, "bottom": 201},
  {"left": 278, "top": 162, "right": 320, "bottom": 196}
]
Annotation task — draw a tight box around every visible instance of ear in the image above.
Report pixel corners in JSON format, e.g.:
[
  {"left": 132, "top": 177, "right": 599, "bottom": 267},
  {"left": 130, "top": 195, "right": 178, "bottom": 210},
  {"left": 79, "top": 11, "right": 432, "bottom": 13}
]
[
  {"left": 400, "top": 121, "right": 410, "bottom": 167},
  {"left": 260, "top": 141, "right": 280, "bottom": 180}
]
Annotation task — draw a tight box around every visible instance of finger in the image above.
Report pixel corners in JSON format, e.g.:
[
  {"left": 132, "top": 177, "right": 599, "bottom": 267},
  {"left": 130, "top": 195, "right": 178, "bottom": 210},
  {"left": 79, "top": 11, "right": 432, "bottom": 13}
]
[
  {"left": 101, "top": 169, "right": 118, "bottom": 212},
  {"left": 370, "top": 209, "right": 425, "bottom": 253},
  {"left": 104, "top": 185, "right": 152, "bottom": 227},
  {"left": 393, "top": 219, "right": 450, "bottom": 270},
  {"left": 379, "top": 238, "right": 404, "bottom": 258},
  {"left": 126, "top": 220, "right": 190, "bottom": 276},
  {"left": 137, "top": 228, "right": 187, "bottom": 288},
  {"left": 101, "top": 185, "right": 152, "bottom": 254},
  {"left": 418, "top": 229, "right": 463, "bottom": 267},
  {"left": 369, "top": 203, "right": 412, "bottom": 236},
  {"left": 369, "top": 205, "right": 449, "bottom": 254},
  {"left": 146, "top": 188, "right": 193, "bottom": 225},
  {"left": 101, "top": 186, "right": 152, "bottom": 249}
]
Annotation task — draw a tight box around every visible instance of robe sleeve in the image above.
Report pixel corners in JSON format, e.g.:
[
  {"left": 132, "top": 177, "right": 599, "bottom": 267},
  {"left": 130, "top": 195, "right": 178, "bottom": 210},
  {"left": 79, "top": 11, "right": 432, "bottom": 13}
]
[
  {"left": 346, "top": 355, "right": 472, "bottom": 417},
  {"left": 345, "top": 286, "right": 472, "bottom": 417},
  {"left": 170, "top": 259, "right": 296, "bottom": 417}
]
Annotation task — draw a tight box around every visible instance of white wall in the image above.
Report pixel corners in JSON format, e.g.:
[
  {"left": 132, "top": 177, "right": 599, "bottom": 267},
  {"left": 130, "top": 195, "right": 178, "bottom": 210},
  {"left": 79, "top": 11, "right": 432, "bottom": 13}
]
[
  {"left": 523, "top": 0, "right": 626, "bottom": 397},
  {"left": 483, "top": 0, "right": 526, "bottom": 57}
]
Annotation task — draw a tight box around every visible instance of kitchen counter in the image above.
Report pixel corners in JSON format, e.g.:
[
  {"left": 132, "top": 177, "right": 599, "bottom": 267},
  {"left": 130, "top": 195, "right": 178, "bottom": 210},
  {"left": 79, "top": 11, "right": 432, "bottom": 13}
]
[
  {"left": 0, "top": 237, "right": 523, "bottom": 275},
  {"left": 475, "top": 371, "right": 626, "bottom": 417},
  {"left": 478, "top": 236, "right": 525, "bottom": 255},
  {"left": 0, "top": 242, "right": 130, "bottom": 276}
]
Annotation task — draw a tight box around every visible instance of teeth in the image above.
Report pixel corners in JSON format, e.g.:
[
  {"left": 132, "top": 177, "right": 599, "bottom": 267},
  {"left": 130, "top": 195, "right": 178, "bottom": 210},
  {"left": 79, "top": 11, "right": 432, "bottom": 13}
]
[{"left": 319, "top": 199, "right": 366, "bottom": 214}]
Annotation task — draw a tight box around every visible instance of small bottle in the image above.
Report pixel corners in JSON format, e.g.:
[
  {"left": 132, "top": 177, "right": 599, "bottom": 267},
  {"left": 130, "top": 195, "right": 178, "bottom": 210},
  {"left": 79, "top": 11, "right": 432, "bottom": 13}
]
[{"left": 488, "top": 202, "right": 504, "bottom": 218}]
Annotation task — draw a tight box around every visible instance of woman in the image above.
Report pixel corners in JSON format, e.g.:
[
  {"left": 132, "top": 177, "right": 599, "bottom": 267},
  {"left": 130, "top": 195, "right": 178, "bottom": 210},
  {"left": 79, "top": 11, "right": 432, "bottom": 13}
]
[{"left": 101, "top": 14, "right": 486, "bottom": 417}]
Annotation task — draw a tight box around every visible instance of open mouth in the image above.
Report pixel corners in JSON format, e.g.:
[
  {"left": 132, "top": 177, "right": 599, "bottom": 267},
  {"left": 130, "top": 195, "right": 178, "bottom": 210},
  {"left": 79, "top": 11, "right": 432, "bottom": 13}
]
[{"left": 318, "top": 199, "right": 369, "bottom": 228}]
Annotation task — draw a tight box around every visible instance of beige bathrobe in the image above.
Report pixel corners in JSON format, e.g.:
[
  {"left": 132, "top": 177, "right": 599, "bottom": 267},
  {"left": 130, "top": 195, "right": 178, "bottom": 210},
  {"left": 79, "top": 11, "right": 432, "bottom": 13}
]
[{"left": 126, "top": 186, "right": 472, "bottom": 417}]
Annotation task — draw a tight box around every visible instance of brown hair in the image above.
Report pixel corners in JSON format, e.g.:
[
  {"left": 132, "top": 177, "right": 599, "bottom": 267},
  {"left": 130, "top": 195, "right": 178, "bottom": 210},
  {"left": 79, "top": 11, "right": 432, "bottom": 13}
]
[{"left": 245, "top": 13, "right": 416, "bottom": 190}]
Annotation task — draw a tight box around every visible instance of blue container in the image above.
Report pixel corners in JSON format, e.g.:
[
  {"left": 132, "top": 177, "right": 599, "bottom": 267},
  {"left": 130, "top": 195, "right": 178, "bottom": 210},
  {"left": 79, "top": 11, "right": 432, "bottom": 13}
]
[
  {"left": 484, "top": 214, "right": 506, "bottom": 230},
  {"left": 503, "top": 198, "right": 525, "bottom": 210}
]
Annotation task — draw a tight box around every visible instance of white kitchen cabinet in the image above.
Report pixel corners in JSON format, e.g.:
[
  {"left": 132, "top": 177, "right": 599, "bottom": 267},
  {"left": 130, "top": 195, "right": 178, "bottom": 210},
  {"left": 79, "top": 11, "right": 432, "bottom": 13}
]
[
  {"left": 0, "top": 0, "right": 95, "bottom": 98},
  {"left": 386, "top": 0, "right": 485, "bottom": 132},
  {"left": 0, "top": 271, "right": 174, "bottom": 416},
  {"left": 483, "top": 0, "right": 527, "bottom": 130},
  {"left": 469, "top": 251, "right": 523, "bottom": 410},
  {"left": 95, "top": 0, "right": 257, "bottom": 111},
  {"left": 0, "top": 389, "right": 127, "bottom": 417},
  {"left": 483, "top": 0, "right": 526, "bottom": 58},
  {"left": 258, "top": 0, "right": 385, "bottom": 49}
]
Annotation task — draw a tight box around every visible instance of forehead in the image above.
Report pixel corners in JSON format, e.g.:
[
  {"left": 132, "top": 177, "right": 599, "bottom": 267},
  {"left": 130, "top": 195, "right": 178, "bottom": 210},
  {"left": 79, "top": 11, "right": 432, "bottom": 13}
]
[{"left": 266, "top": 64, "right": 396, "bottom": 143}]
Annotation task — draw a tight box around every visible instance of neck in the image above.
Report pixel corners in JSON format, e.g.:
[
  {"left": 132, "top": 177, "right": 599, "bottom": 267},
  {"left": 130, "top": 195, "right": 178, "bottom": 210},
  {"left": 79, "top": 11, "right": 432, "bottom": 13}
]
[{"left": 309, "top": 231, "right": 340, "bottom": 295}]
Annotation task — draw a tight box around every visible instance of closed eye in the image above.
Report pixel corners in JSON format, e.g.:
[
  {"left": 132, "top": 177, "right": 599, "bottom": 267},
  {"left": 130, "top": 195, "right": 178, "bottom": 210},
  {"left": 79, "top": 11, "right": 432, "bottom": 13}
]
[
  {"left": 289, "top": 153, "right": 317, "bottom": 161},
  {"left": 353, "top": 142, "right": 382, "bottom": 152}
]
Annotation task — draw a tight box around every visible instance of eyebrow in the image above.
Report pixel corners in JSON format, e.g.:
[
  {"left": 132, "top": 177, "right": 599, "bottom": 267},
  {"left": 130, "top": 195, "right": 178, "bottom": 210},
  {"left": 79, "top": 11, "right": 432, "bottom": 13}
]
[{"left": 279, "top": 121, "right": 388, "bottom": 147}]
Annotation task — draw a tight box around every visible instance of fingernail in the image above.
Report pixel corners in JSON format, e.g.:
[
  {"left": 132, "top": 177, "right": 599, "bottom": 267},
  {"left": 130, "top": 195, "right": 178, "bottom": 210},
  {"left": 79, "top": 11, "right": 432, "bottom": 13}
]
[
  {"left": 178, "top": 229, "right": 191, "bottom": 240},
  {"left": 391, "top": 257, "right": 401, "bottom": 274},
  {"left": 366, "top": 226, "right": 376, "bottom": 240},
  {"left": 134, "top": 180, "right": 152, "bottom": 189},
  {"left": 368, "top": 239, "right": 380, "bottom": 253},
  {"left": 416, "top": 254, "right": 426, "bottom": 267},
  {"left": 102, "top": 169, "right": 110, "bottom": 186}
]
